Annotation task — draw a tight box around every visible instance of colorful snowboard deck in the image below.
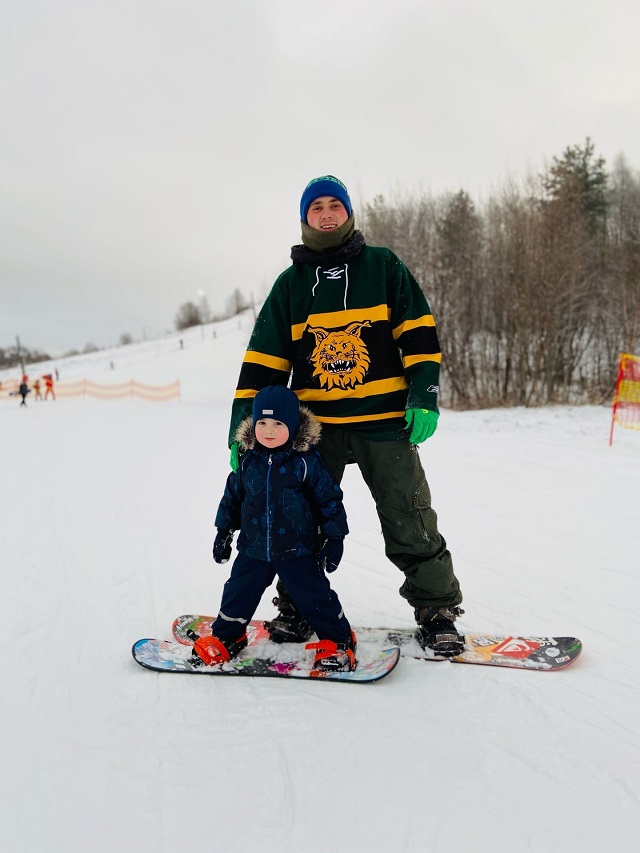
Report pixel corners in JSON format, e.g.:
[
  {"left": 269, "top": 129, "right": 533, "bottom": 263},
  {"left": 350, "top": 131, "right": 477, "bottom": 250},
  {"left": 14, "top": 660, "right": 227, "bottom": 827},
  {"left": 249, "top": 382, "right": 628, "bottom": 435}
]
[
  {"left": 172, "top": 615, "right": 583, "bottom": 671},
  {"left": 132, "top": 623, "right": 399, "bottom": 684}
]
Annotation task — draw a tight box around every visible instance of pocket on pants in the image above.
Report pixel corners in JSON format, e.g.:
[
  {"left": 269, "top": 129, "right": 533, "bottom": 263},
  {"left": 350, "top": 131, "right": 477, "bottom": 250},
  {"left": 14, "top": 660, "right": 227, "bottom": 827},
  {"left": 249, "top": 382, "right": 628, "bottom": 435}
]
[
  {"left": 413, "top": 479, "right": 432, "bottom": 512},
  {"left": 412, "top": 479, "right": 437, "bottom": 545}
]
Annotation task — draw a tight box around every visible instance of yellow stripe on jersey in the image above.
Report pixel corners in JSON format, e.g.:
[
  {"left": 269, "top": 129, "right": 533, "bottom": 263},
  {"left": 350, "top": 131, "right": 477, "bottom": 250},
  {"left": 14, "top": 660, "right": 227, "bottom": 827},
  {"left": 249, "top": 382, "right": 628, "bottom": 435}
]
[
  {"left": 316, "top": 410, "right": 406, "bottom": 424},
  {"left": 402, "top": 352, "right": 442, "bottom": 368},
  {"left": 392, "top": 314, "right": 436, "bottom": 339},
  {"left": 291, "top": 304, "right": 391, "bottom": 341},
  {"left": 242, "top": 351, "right": 292, "bottom": 372},
  {"left": 296, "top": 376, "right": 408, "bottom": 402}
]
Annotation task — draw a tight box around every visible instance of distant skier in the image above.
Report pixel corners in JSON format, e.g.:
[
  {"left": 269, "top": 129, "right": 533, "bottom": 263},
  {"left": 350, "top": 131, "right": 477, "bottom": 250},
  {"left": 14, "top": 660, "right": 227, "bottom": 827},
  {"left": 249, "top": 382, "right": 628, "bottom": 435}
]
[
  {"left": 18, "top": 381, "right": 31, "bottom": 407},
  {"left": 191, "top": 384, "right": 356, "bottom": 674},
  {"left": 33, "top": 379, "right": 42, "bottom": 401},
  {"left": 43, "top": 374, "right": 55, "bottom": 400}
]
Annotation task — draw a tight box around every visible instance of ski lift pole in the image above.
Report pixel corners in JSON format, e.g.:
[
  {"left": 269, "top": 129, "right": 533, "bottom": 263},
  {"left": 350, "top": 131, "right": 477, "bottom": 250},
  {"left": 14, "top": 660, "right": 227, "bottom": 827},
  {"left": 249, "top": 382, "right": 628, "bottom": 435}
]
[{"left": 16, "top": 335, "right": 25, "bottom": 377}]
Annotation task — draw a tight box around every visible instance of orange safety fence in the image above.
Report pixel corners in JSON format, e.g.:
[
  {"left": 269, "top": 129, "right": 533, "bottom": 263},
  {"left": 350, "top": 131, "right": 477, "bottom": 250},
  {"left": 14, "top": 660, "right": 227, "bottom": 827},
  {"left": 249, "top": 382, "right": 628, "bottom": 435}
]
[
  {"left": 609, "top": 352, "right": 640, "bottom": 444},
  {"left": 1, "top": 378, "right": 180, "bottom": 402},
  {"left": 0, "top": 379, "right": 19, "bottom": 398},
  {"left": 130, "top": 381, "right": 182, "bottom": 402}
]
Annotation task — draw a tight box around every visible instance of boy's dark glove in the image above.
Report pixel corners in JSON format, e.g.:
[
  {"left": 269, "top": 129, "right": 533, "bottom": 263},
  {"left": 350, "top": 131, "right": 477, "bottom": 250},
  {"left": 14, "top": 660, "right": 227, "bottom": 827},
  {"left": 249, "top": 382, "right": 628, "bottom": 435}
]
[
  {"left": 213, "top": 530, "right": 234, "bottom": 564},
  {"left": 318, "top": 538, "right": 344, "bottom": 573}
]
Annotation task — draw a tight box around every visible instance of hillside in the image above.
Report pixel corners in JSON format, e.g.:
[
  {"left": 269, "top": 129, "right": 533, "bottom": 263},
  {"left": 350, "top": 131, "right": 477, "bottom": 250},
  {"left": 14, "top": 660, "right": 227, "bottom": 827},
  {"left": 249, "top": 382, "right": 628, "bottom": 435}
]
[{"left": 2, "top": 320, "right": 639, "bottom": 853}]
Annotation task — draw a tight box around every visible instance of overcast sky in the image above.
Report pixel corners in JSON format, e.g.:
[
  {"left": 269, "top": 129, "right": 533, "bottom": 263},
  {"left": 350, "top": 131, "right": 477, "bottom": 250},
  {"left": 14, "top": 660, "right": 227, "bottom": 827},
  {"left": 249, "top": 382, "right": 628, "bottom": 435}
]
[{"left": 2, "top": 0, "right": 640, "bottom": 356}]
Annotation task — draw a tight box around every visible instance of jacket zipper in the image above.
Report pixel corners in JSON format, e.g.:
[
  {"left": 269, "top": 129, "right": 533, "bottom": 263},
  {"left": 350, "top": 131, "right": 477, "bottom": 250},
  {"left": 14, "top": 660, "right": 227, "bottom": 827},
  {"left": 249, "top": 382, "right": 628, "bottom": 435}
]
[{"left": 266, "top": 454, "right": 272, "bottom": 561}]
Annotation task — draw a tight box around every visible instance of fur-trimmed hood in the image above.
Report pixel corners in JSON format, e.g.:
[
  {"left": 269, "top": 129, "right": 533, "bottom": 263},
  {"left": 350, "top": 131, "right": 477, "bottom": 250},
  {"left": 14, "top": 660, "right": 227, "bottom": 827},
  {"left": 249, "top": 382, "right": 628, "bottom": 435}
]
[{"left": 234, "top": 404, "right": 322, "bottom": 453}]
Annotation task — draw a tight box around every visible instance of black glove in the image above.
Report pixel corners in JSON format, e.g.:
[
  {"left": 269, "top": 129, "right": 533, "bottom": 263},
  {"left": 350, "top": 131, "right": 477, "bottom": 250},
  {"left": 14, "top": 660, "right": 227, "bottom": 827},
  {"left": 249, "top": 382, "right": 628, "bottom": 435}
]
[
  {"left": 318, "top": 538, "right": 344, "bottom": 573},
  {"left": 213, "top": 530, "right": 234, "bottom": 564}
]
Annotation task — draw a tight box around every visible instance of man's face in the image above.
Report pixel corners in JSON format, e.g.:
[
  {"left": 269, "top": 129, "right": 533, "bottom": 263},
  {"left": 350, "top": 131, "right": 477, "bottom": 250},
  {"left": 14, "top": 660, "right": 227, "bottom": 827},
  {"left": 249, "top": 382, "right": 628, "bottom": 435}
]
[{"left": 306, "top": 196, "right": 349, "bottom": 231}]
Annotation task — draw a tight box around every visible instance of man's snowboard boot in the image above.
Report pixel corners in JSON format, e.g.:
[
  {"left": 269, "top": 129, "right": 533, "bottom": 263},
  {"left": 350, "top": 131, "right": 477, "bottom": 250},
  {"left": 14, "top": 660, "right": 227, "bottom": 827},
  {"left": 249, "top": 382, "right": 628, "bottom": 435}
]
[
  {"left": 415, "top": 606, "right": 465, "bottom": 657},
  {"left": 191, "top": 633, "right": 248, "bottom": 667},
  {"left": 264, "top": 596, "right": 313, "bottom": 644},
  {"left": 306, "top": 631, "right": 357, "bottom": 674}
]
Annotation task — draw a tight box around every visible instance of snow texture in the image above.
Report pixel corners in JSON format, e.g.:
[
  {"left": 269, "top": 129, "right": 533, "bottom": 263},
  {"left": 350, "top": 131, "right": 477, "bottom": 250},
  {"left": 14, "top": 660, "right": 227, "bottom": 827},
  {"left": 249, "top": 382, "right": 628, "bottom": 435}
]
[{"left": 2, "top": 314, "right": 639, "bottom": 853}]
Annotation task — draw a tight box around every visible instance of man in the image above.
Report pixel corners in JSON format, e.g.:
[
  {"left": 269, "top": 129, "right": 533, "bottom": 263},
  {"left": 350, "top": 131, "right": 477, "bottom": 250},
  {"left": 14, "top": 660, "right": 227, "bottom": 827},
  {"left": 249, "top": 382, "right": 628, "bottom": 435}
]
[{"left": 227, "top": 175, "right": 464, "bottom": 656}]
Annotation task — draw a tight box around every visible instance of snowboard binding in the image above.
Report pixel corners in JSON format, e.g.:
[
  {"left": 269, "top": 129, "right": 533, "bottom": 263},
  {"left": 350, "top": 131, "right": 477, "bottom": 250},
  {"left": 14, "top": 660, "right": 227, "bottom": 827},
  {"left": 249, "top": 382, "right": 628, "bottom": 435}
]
[
  {"left": 415, "top": 606, "right": 465, "bottom": 658},
  {"left": 264, "top": 596, "right": 313, "bottom": 644},
  {"left": 190, "top": 633, "right": 248, "bottom": 668},
  {"left": 306, "top": 631, "right": 357, "bottom": 674}
]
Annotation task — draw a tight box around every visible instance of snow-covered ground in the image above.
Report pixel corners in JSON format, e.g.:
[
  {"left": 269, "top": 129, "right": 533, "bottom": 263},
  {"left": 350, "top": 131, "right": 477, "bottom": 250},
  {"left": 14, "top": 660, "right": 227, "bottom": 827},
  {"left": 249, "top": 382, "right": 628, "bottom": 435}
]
[{"left": 2, "top": 318, "right": 639, "bottom": 853}]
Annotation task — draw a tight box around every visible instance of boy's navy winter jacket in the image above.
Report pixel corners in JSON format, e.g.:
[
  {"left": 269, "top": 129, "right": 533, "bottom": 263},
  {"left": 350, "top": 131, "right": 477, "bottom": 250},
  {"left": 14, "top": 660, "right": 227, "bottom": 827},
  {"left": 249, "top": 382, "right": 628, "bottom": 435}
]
[{"left": 215, "top": 406, "right": 348, "bottom": 563}]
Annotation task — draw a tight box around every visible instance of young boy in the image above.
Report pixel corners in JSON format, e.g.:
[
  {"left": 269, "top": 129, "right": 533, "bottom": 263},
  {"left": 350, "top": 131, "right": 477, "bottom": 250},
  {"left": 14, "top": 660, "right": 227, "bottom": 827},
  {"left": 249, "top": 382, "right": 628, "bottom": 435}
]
[{"left": 192, "top": 384, "right": 356, "bottom": 673}]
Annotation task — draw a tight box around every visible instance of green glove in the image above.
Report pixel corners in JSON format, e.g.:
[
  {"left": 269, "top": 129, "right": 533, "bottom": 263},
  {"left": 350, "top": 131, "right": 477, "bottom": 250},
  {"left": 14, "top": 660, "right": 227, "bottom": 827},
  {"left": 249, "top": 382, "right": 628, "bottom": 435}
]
[
  {"left": 229, "top": 441, "right": 240, "bottom": 472},
  {"left": 404, "top": 408, "right": 439, "bottom": 444}
]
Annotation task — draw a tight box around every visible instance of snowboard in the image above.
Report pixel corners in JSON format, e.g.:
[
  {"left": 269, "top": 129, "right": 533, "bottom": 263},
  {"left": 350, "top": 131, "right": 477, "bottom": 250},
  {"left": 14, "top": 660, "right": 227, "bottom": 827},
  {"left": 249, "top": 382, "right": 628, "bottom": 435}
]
[
  {"left": 172, "top": 615, "right": 583, "bottom": 671},
  {"left": 132, "top": 623, "right": 399, "bottom": 684}
]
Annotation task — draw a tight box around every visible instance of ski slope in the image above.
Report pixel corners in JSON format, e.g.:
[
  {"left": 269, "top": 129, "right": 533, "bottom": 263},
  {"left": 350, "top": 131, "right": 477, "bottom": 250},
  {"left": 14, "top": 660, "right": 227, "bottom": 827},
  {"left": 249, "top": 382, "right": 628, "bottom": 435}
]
[{"left": 2, "top": 317, "right": 639, "bottom": 853}]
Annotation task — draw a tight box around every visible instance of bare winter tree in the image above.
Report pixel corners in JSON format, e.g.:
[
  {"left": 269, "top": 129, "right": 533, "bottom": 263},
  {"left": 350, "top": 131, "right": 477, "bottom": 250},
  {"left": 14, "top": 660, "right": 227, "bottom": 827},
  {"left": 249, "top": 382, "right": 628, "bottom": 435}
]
[
  {"left": 226, "top": 288, "right": 249, "bottom": 317},
  {"left": 175, "top": 301, "right": 202, "bottom": 331},
  {"left": 197, "top": 293, "right": 212, "bottom": 324},
  {"left": 606, "top": 155, "right": 640, "bottom": 380}
]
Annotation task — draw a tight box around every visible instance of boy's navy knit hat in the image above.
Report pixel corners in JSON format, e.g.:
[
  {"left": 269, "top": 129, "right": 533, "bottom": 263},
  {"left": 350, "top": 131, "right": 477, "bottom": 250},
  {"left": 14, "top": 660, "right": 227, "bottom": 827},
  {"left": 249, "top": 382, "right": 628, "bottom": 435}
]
[
  {"left": 252, "top": 385, "right": 300, "bottom": 439},
  {"left": 299, "top": 175, "right": 352, "bottom": 222}
]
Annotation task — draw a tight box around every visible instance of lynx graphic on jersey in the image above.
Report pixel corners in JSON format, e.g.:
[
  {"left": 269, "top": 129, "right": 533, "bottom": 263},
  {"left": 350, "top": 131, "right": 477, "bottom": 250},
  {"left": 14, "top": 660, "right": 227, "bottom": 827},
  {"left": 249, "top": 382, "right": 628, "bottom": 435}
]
[{"left": 308, "top": 321, "right": 371, "bottom": 390}]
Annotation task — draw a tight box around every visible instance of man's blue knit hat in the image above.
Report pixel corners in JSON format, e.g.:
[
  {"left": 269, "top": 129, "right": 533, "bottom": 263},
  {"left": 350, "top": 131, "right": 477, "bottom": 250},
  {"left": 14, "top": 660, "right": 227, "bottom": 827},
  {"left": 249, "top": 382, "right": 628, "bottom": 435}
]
[
  {"left": 299, "top": 175, "right": 352, "bottom": 222},
  {"left": 252, "top": 385, "right": 300, "bottom": 439}
]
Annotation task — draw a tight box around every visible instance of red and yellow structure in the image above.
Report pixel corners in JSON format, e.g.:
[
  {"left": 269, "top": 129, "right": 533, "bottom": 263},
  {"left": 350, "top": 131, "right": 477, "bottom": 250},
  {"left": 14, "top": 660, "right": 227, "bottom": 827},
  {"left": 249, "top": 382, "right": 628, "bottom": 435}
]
[{"left": 610, "top": 352, "right": 640, "bottom": 445}]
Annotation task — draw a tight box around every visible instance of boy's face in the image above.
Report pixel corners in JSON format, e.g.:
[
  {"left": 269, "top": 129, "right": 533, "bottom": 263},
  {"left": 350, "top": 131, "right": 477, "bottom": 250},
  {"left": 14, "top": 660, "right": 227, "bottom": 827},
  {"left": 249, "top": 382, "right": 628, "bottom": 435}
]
[
  {"left": 306, "top": 196, "right": 349, "bottom": 231},
  {"left": 255, "top": 418, "right": 290, "bottom": 449}
]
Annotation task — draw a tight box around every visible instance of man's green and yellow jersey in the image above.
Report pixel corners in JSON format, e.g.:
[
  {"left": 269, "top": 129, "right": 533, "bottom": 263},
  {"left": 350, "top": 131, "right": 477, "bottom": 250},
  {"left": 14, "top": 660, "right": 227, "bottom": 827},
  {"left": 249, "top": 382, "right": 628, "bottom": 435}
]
[{"left": 229, "top": 245, "right": 441, "bottom": 445}]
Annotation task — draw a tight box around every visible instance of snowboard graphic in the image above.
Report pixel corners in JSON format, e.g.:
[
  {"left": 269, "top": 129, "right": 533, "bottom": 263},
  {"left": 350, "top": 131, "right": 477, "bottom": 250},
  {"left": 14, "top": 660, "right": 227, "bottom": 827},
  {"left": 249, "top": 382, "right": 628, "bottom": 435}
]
[
  {"left": 172, "top": 615, "right": 583, "bottom": 671},
  {"left": 132, "top": 620, "right": 399, "bottom": 684}
]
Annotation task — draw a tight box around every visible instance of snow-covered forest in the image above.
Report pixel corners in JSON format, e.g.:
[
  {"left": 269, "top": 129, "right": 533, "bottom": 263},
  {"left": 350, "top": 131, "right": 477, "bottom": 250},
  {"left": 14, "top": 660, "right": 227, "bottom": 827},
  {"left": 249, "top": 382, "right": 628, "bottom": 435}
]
[{"left": 364, "top": 141, "right": 640, "bottom": 409}]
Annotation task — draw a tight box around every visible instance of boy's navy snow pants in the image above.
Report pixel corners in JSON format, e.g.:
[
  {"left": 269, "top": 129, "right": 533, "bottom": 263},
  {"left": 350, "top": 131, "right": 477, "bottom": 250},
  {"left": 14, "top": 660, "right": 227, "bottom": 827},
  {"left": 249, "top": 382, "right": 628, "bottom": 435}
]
[{"left": 211, "top": 553, "right": 351, "bottom": 643}]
